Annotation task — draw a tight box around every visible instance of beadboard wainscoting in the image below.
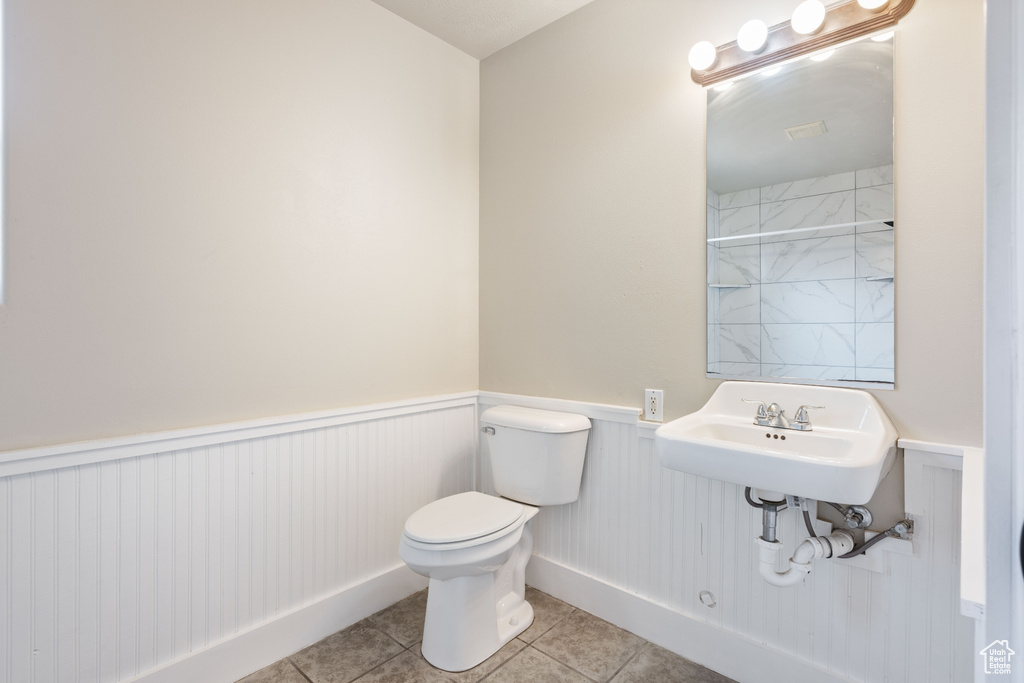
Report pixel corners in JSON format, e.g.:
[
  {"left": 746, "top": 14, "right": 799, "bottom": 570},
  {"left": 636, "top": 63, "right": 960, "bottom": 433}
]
[
  {"left": 0, "top": 394, "right": 478, "bottom": 683},
  {"left": 2, "top": 391, "right": 977, "bottom": 683},
  {"left": 478, "top": 394, "right": 976, "bottom": 683}
]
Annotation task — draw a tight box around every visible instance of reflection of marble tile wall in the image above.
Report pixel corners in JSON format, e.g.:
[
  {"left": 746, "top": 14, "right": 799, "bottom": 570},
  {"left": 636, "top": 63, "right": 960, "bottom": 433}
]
[
  {"left": 707, "top": 165, "right": 894, "bottom": 384},
  {"left": 707, "top": 189, "right": 720, "bottom": 368}
]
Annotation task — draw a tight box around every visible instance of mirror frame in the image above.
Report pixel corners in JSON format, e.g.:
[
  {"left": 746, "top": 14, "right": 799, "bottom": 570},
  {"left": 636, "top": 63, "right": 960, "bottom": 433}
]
[{"left": 691, "top": 0, "right": 914, "bottom": 87}]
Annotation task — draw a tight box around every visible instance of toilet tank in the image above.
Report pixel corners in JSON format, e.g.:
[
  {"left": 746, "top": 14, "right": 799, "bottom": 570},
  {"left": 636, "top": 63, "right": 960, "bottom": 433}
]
[{"left": 481, "top": 405, "right": 591, "bottom": 506}]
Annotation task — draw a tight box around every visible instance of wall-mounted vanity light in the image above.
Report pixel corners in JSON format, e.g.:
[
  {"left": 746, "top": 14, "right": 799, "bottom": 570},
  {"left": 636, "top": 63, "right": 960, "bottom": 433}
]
[
  {"left": 688, "top": 0, "right": 914, "bottom": 86},
  {"left": 790, "top": 1, "right": 826, "bottom": 35},
  {"left": 688, "top": 40, "right": 718, "bottom": 72},
  {"left": 737, "top": 20, "right": 768, "bottom": 53},
  {"left": 857, "top": 0, "right": 891, "bottom": 11}
]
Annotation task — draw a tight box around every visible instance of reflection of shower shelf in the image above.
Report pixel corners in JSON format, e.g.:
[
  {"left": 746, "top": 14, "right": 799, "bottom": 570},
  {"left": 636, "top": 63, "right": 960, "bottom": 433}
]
[
  {"left": 865, "top": 276, "right": 894, "bottom": 282},
  {"left": 707, "top": 219, "right": 894, "bottom": 244},
  {"left": 708, "top": 283, "right": 751, "bottom": 289}
]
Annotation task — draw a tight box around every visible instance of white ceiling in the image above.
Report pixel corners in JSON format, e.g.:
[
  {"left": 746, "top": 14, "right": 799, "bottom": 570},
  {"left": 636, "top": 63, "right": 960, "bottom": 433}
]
[{"left": 370, "top": 0, "right": 599, "bottom": 59}]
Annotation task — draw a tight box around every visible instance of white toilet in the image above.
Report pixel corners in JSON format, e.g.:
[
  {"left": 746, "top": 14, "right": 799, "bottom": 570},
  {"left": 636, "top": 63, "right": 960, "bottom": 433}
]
[{"left": 398, "top": 405, "right": 591, "bottom": 672}]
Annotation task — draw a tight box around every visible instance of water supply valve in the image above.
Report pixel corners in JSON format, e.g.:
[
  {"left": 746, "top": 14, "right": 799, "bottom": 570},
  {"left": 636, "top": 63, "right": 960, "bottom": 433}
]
[
  {"left": 892, "top": 519, "right": 914, "bottom": 539},
  {"left": 843, "top": 505, "right": 872, "bottom": 529}
]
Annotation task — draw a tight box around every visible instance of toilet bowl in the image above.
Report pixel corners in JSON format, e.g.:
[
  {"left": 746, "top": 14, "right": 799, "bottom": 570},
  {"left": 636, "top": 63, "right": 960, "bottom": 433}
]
[
  {"left": 399, "top": 491, "right": 539, "bottom": 671},
  {"left": 399, "top": 406, "right": 590, "bottom": 672}
]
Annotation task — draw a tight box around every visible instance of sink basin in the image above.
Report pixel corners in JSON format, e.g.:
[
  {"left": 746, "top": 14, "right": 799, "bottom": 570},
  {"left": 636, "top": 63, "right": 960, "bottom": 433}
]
[{"left": 654, "top": 382, "right": 898, "bottom": 504}]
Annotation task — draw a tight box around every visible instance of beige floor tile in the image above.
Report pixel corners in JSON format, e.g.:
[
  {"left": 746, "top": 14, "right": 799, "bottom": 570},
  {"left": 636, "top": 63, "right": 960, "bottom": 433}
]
[
  {"left": 367, "top": 589, "right": 428, "bottom": 648},
  {"left": 482, "top": 647, "right": 591, "bottom": 683},
  {"left": 518, "top": 587, "right": 576, "bottom": 644},
  {"left": 610, "top": 643, "right": 737, "bottom": 683},
  {"left": 291, "top": 623, "right": 404, "bottom": 683},
  {"left": 236, "top": 658, "right": 309, "bottom": 683},
  {"left": 532, "top": 609, "right": 645, "bottom": 682},
  {"left": 351, "top": 649, "right": 453, "bottom": 683}
]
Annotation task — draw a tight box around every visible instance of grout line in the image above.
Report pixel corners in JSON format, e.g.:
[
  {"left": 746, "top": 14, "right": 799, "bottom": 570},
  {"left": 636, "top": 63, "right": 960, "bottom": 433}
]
[
  {"left": 285, "top": 657, "right": 316, "bottom": 683},
  {"left": 375, "top": 623, "right": 411, "bottom": 652},
  {"left": 346, "top": 647, "right": 409, "bottom": 683},
  {"left": 360, "top": 610, "right": 419, "bottom": 652},
  {"left": 604, "top": 643, "right": 646, "bottom": 683},
  {"left": 543, "top": 644, "right": 603, "bottom": 683},
  {"left": 474, "top": 644, "right": 524, "bottom": 683},
  {"left": 451, "top": 639, "right": 531, "bottom": 683},
  {"left": 525, "top": 619, "right": 623, "bottom": 682},
  {"left": 520, "top": 606, "right": 577, "bottom": 646}
]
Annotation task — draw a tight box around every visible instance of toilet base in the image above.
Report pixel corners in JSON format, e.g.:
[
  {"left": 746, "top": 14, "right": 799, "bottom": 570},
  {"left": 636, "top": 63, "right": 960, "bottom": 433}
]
[{"left": 420, "top": 524, "right": 535, "bottom": 672}]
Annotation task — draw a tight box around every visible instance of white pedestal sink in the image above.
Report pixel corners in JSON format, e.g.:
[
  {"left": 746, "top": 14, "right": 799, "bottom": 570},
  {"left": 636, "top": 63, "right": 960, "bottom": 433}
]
[{"left": 654, "top": 382, "right": 898, "bottom": 504}]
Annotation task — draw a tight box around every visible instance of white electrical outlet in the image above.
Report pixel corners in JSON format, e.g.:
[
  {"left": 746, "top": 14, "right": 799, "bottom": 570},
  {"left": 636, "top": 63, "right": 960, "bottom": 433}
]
[{"left": 645, "top": 389, "right": 663, "bottom": 422}]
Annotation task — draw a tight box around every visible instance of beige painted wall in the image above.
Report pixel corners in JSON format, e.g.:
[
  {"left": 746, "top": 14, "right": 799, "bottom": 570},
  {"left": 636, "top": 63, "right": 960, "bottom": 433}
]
[
  {"left": 0, "top": 0, "right": 480, "bottom": 451},
  {"left": 1, "top": 0, "right": 985, "bottom": 452},
  {"left": 480, "top": 0, "right": 985, "bottom": 446}
]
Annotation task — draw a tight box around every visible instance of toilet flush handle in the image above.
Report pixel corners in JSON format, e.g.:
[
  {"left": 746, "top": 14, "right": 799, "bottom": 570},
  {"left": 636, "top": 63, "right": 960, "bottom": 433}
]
[{"left": 481, "top": 426, "right": 495, "bottom": 435}]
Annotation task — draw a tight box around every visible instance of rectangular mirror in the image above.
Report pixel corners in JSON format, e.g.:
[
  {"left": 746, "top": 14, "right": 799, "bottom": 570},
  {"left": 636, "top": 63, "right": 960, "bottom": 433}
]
[{"left": 706, "top": 35, "right": 895, "bottom": 388}]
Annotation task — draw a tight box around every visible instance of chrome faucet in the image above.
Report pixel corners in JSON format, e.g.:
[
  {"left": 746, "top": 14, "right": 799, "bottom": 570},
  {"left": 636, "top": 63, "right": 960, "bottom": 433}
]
[
  {"left": 741, "top": 398, "right": 769, "bottom": 424},
  {"left": 741, "top": 399, "right": 788, "bottom": 427},
  {"left": 741, "top": 400, "right": 824, "bottom": 431},
  {"left": 791, "top": 404, "right": 824, "bottom": 431}
]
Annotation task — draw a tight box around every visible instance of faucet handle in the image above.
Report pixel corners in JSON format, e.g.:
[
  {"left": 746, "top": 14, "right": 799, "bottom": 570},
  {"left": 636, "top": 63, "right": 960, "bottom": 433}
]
[
  {"left": 741, "top": 399, "right": 769, "bottom": 419},
  {"left": 794, "top": 405, "right": 824, "bottom": 423}
]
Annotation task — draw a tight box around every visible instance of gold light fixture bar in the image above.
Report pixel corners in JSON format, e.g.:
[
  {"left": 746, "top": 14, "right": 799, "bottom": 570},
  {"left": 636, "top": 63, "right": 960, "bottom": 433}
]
[{"left": 690, "top": 0, "right": 915, "bottom": 86}]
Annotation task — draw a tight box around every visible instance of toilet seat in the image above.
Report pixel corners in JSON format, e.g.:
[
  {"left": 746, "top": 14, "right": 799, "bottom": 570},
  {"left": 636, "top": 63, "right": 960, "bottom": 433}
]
[{"left": 402, "top": 492, "right": 527, "bottom": 551}]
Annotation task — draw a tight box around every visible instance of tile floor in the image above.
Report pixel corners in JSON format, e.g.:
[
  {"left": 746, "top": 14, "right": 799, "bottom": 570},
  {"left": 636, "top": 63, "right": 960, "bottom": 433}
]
[{"left": 238, "top": 587, "right": 736, "bottom": 683}]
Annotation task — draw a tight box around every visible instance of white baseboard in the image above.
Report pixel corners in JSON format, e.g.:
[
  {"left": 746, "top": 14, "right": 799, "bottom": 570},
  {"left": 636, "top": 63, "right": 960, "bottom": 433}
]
[
  {"left": 526, "top": 555, "right": 850, "bottom": 683},
  {"left": 127, "top": 565, "right": 428, "bottom": 683}
]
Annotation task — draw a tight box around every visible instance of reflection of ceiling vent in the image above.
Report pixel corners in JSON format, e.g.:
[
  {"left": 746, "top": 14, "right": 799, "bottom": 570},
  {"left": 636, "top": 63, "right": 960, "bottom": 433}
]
[{"left": 785, "top": 120, "right": 828, "bottom": 140}]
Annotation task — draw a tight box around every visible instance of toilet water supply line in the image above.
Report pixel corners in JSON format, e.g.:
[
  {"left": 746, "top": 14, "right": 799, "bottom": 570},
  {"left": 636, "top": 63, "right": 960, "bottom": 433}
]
[{"left": 744, "top": 487, "right": 913, "bottom": 588}]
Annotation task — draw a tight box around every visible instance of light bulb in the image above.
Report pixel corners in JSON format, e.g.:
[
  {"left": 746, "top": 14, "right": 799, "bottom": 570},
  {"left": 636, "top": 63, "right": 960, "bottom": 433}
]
[
  {"left": 791, "top": 0, "right": 826, "bottom": 35},
  {"left": 688, "top": 41, "right": 717, "bottom": 71},
  {"left": 857, "top": 0, "right": 890, "bottom": 11},
  {"left": 737, "top": 19, "right": 768, "bottom": 53}
]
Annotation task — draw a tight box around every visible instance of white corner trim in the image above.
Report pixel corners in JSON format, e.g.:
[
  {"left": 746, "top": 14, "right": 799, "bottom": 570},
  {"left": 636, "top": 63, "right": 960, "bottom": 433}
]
[
  {"left": 126, "top": 565, "right": 427, "bottom": 683},
  {"left": 898, "top": 438, "right": 980, "bottom": 469},
  {"left": 960, "top": 447, "right": 986, "bottom": 621},
  {"left": 636, "top": 419, "right": 661, "bottom": 440},
  {"left": 903, "top": 440, "right": 973, "bottom": 515},
  {"left": 477, "top": 391, "right": 641, "bottom": 425},
  {"left": 0, "top": 392, "right": 478, "bottom": 477},
  {"left": 903, "top": 441, "right": 978, "bottom": 517},
  {"left": 526, "top": 555, "right": 850, "bottom": 683},
  {"left": 898, "top": 440, "right": 986, "bottom": 620}
]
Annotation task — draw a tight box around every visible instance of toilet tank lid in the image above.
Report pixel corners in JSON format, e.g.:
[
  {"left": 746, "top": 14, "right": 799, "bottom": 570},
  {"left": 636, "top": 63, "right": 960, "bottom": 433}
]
[
  {"left": 404, "top": 492, "right": 524, "bottom": 544},
  {"left": 481, "top": 405, "right": 591, "bottom": 433}
]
